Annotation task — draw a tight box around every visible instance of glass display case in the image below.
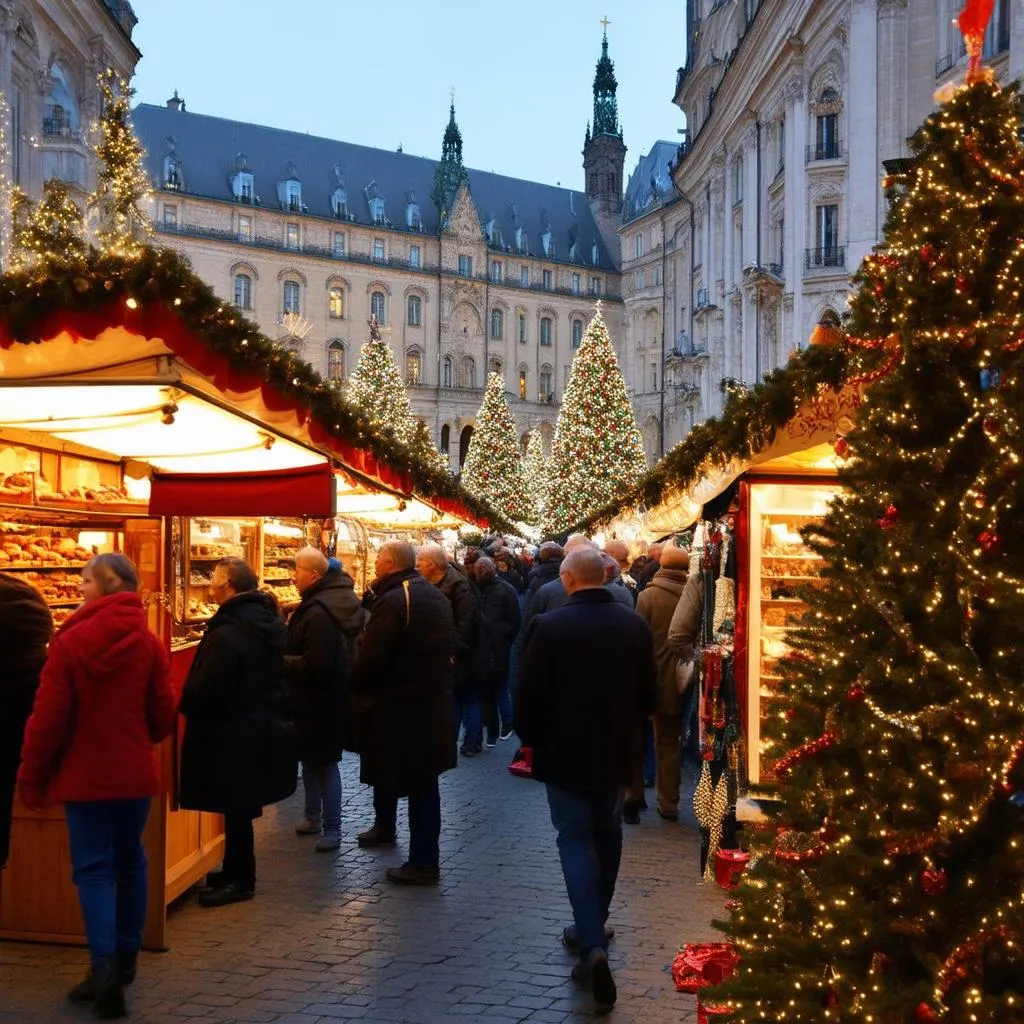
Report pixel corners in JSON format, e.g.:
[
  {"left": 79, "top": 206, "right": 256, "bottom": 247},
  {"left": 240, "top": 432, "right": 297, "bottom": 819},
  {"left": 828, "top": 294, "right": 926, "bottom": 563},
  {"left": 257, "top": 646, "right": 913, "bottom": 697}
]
[
  {"left": 174, "top": 517, "right": 261, "bottom": 627},
  {"left": 0, "top": 513, "right": 119, "bottom": 627},
  {"left": 262, "top": 518, "right": 303, "bottom": 610},
  {"left": 744, "top": 481, "right": 840, "bottom": 786}
]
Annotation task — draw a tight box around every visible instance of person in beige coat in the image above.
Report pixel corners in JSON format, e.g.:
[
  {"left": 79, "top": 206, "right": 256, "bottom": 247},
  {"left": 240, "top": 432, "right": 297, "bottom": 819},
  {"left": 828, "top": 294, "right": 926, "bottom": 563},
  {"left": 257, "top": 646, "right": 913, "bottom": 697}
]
[{"left": 635, "top": 545, "right": 695, "bottom": 819}]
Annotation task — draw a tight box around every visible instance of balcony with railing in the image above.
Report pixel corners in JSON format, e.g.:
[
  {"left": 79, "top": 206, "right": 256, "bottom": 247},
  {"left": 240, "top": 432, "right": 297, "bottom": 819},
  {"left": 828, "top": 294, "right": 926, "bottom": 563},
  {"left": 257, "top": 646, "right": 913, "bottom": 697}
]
[
  {"left": 804, "top": 246, "right": 846, "bottom": 272},
  {"left": 806, "top": 141, "right": 846, "bottom": 164},
  {"left": 42, "top": 115, "right": 86, "bottom": 142}
]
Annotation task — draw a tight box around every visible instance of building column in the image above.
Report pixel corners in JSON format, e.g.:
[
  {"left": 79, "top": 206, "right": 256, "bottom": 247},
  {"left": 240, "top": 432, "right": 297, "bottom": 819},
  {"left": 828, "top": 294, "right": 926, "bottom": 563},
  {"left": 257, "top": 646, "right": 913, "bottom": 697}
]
[
  {"left": 784, "top": 74, "right": 806, "bottom": 348},
  {"left": 848, "top": 0, "right": 882, "bottom": 270}
]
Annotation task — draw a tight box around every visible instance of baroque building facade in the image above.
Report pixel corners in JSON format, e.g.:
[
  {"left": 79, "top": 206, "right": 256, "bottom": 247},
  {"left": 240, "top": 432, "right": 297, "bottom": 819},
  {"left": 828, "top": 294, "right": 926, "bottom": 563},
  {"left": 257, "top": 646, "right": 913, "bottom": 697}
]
[
  {"left": 0, "top": 0, "right": 139, "bottom": 207},
  {"left": 133, "top": 36, "right": 626, "bottom": 473},
  {"left": 620, "top": 0, "right": 1020, "bottom": 458}
]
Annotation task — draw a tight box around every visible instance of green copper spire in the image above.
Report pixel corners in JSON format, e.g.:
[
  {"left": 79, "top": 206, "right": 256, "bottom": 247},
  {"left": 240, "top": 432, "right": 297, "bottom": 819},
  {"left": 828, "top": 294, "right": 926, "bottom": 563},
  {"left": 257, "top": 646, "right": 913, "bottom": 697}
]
[
  {"left": 592, "top": 29, "right": 619, "bottom": 137},
  {"left": 432, "top": 98, "right": 469, "bottom": 218}
]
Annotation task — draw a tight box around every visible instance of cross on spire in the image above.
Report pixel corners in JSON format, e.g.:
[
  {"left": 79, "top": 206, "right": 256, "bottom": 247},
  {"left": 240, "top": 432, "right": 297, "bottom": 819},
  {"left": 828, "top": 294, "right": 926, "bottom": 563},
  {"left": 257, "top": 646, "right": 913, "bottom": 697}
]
[{"left": 600, "top": 15, "right": 610, "bottom": 33}]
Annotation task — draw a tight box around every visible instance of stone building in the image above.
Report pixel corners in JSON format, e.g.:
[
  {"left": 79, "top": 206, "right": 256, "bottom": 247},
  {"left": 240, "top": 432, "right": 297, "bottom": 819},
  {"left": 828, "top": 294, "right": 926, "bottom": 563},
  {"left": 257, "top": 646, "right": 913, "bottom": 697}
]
[
  {"left": 0, "top": 0, "right": 139, "bottom": 205},
  {"left": 620, "top": 0, "right": 1020, "bottom": 456},
  {"left": 133, "top": 35, "right": 626, "bottom": 473}
]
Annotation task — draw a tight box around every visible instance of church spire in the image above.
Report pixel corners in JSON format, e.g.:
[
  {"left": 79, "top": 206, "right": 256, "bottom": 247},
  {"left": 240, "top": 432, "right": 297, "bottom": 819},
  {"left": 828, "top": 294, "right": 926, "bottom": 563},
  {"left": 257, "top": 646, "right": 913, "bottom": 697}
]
[
  {"left": 592, "top": 22, "right": 619, "bottom": 138},
  {"left": 432, "top": 93, "right": 469, "bottom": 219}
]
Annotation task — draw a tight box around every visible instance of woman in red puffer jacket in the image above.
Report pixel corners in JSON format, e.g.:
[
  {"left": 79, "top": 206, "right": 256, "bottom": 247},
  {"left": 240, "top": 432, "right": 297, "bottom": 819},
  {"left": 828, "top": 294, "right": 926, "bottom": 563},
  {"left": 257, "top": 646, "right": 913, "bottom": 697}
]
[{"left": 18, "top": 553, "right": 176, "bottom": 1020}]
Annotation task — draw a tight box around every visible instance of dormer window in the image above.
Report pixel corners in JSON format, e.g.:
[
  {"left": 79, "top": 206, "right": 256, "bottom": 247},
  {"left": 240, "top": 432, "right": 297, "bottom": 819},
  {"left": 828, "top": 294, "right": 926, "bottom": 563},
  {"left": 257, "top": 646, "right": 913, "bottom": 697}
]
[
  {"left": 369, "top": 197, "right": 385, "bottom": 224},
  {"left": 541, "top": 230, "right": 553, "bottom": 257},
  {"left": 163, "top": 155, "right": 182, "bottom": 191},
  {"left": 591, "top": 242, "right": 600, "bottom": 265},
  {"left": 516, "top": 226, "right": 527, "bottom": 254},
  {"left": 232, "top": 171, "right": 255, "bottom": 203},
  {"left": 406, "top": 190, "right": 421, "bottom": 230},
  {"left": 283, "top": 179, "right": 302, "bottom": 211},
  {"left": 332, "top": 187, "right": 348, "bottom": 219}
]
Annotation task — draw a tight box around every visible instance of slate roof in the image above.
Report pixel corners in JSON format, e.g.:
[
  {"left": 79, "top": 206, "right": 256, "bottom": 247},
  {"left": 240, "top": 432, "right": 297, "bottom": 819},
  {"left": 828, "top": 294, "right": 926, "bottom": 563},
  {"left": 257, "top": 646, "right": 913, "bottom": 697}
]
[
  {"left": 132, "top": 104, "right": 619, "bottom": 272},
  {"left": 622, "top": 140, "right": 678, "bottom": 225}
]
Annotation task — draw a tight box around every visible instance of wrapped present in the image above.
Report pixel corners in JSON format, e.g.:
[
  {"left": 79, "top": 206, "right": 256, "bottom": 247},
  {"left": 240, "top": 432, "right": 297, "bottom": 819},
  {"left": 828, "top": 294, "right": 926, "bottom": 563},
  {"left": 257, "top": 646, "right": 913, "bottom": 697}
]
[
  {"left": 672, "top": 942, "right": 740, "bottom": 993},
  {"left": 508, "top": 746, "right": 534, "bottom": 778}
]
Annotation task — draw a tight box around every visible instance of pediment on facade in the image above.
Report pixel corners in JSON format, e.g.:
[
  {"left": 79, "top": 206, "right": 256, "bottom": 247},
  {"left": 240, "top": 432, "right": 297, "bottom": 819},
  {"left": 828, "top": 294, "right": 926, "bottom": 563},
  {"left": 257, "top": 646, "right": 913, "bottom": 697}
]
[{"left": 444, "top": 183, "right": 483, "bottom": 241}]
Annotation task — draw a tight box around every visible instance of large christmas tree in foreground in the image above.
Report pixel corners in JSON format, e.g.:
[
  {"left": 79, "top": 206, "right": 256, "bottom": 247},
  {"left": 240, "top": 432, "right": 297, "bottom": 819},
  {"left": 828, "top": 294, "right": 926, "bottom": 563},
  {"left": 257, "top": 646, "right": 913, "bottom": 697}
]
[
  {"left": 546, "top": 306, "right": 645, "bottom": 533},
  {"left": 462, "top": 371, "right": 532, "bottom": 524},
  {"left": 346, "top": 317, "right": 415, "bottom": 448},
  {"left": 717, "top": 72, "right": 1024, "bottom": 1024}
]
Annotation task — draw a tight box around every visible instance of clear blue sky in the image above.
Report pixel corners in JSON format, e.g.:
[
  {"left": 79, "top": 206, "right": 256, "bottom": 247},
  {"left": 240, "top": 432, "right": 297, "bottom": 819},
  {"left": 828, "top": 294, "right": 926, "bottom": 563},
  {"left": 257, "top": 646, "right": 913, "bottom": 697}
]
[{"left": 129, "top": 0, "right": 687, "bottom": 192}]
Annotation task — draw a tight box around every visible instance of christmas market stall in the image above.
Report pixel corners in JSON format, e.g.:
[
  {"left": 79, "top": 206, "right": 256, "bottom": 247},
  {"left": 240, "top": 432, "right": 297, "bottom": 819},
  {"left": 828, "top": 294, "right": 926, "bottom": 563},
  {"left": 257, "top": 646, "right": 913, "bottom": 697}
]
[{"left": 0, "top": 297, "right": 487, "bottom": 950}]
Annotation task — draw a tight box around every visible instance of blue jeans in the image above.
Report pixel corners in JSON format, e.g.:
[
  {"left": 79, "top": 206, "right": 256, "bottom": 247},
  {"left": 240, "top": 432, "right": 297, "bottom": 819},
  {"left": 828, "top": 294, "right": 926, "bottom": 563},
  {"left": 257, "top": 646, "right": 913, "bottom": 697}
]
[
  {"left": 453, "top": 688, "right": 482, "bottom": 747},
  {"left": 545, "top": 785, "right": 624, "bottom": 955},
  {"left": 301, "top": 760, "right": 342, "bottom": 834},
  {"left": 643, "top": 718, "right": 656, "bottom": 783},
  {"left": 373, "top": 779, "right": 442, "bottom": 868},
  {"left": 64, "top": 798, "right": 151, "bottom": 964}
]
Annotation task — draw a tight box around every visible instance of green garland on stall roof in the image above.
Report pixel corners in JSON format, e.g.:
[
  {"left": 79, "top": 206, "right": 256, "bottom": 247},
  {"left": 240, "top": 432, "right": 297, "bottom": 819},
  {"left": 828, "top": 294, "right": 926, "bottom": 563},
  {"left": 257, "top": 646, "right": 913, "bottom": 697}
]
[
  {"left": 561, "top": 342, "right": 856, "bottom": 538},
  {"left": 0, "top": 245, "right": 513, "bottom": 532}
]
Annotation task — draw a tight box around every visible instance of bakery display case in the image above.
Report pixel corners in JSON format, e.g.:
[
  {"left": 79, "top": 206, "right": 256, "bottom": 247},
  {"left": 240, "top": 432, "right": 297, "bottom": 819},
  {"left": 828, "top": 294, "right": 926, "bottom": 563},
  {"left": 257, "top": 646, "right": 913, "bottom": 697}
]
[
  {"left": 0, "top": 516, "right": 120, "bottom": 627},
  {"left": 262, "top": 518, "right": 303, "bottom": 609},
  {"left": 175, "top": 516, "right": 261, "bottom": 624},
  {"left": 743, "top": 480, "right": 840, "bottom": 786}
]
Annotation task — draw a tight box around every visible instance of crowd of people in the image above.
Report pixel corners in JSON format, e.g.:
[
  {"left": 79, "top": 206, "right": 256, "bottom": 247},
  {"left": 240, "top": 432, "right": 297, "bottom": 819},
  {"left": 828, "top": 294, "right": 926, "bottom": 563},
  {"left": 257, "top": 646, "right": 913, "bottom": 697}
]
[{"left": 0, "top": 529, "right": 703, "bottom": 1017}]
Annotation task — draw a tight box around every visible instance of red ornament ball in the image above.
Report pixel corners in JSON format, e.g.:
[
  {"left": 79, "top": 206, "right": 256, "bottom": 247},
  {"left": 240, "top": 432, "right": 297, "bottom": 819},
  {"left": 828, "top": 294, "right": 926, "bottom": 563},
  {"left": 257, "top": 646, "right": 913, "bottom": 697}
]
[
  {"left": 847, "top": 684, "right": 867, "bottom": 704},
  {"left": 878, "top": 504, "right": 899, "bottom": 530},
  {"left": 833, "top": 436, "right": 850, "bottom": 459},
  {"left": 919, "top": 243, "right": 934, "bottom": 264},
  {"left": 956, "top": 273, "right": 970, "bottom": 293},
  {"left": 983, "top": 416, "right": 1001, "bottom": 438},
  {"left": 977, "top": 530, "right": 1003, "bottom": 556},
  {"left": 914, "top": 1003, "right": 939, "bottom": 1022},
  {"left": 920, "top": 867, "right": 949, "bottom": 896}
]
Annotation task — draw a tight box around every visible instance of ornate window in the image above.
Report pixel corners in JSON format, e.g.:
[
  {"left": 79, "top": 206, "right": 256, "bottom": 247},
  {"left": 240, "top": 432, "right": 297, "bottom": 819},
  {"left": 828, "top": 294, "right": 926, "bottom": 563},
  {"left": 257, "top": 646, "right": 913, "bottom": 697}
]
[
  {"left": 442, "top": 356, "right": 453, "bottom": 388},
  {"left": 327, "top": 340, "right": 345, "bottom": 381},
  {"left": 234, "top": 273, "right": 252, "bottom": 310},
  {"left": 540, "top": 316, "right": 553, "bottom": 346},
  {"left": 370, "top": 290, "right": 386, "bottom": 324},
  {"left": 518, "top": 312, "right": 527, "bottom": 343},
  {"left": 539, "top": 365, "right": 553, "bottom": 399},
  {"left": 282, "top": 280, "right": 300, "bottom": 314},
  {"left": 571, "top": 319, "right": 583, "bottom": 348},
  {"left": 490, "top": 308, "right": 504, "bottom": 340},
  {"left": 407, "top": 295, "right": 422, "bottom": 327},
  {"left": 328, "top": 287, "right": 344, "bottom": 319},
  {"left": 518, "top": 367, "right": 528, "bottom": 400},
  {"left": 460, "top": 356, "right": 476, "bottom": 389},
  {"left": 406, "top": 349, "right": 422, "bottom": 385}
]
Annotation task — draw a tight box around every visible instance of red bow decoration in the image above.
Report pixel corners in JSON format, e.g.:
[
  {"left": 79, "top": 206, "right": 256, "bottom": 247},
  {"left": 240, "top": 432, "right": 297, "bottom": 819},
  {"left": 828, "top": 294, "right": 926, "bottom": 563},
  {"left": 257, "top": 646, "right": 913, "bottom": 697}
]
[{"left": 959, "top": 0, "right": 995, "bottom": 78}]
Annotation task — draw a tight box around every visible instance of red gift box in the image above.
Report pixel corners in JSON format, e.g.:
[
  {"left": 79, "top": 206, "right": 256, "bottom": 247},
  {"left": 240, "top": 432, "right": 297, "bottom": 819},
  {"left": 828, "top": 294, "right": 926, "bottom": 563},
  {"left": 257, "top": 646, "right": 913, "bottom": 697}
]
[
  {"left": 698, "top": 997, "right": 733, "bottom": 1023},
  {"left": 714, "top": 849, "right": 750, "bottom": 890},
  {"left": 508, "top": 747, "right": 534, "bottom": 778},
  {"left": 672, "top": 942, "right": 740, "bottom": 992}
]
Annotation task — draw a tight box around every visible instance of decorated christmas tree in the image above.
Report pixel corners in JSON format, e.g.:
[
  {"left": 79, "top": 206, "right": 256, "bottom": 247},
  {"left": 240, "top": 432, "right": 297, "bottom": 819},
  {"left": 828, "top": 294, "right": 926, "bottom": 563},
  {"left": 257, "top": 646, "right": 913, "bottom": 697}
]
[
  {"left": 9, "top": 181, "right": 89, "bottom": 272},
  {"left": 346, "top": 316, "right": 416, "bottom": 448},
  {"left": 411, "top": 418, "right": 450, "bottom": 475},
  {"left": 523, "top": 429, "right": 549, "bottom": 527},
  {"left": 716, "top": 25, "right": 1024, "bottom": 1024},
  {"left": 462, "top": 371, "right": 533, "bottom": 524},
  {"left": 545, "top": 306, "right": 646, "bottom": 533},
  {"left": 90, "top": 69, "right": 153, "bottom": 259}
]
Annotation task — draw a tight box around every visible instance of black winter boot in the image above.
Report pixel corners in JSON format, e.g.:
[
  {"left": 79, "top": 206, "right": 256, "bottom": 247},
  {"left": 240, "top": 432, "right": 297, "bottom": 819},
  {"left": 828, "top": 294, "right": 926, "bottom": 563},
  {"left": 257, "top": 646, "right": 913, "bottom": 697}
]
[
  {"left": 67, "top": 956, "right": 125, "bottom": 1018},
  {"left": 116, "top": 947, "right": 139, "bottom": 986}
]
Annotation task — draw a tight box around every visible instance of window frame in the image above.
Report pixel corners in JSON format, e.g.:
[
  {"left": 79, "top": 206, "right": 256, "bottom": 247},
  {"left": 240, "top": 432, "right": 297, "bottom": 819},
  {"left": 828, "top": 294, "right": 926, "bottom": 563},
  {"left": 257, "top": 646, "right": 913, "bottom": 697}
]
[
  {"left": 407, "top": 294, "right": 422, "bottom": 327},
  {"left": 233, "top": 272, "right": 252, "bottom": 310},
  {"left": 327, "top": 340, "right": 345, "bottom": 381},
  {"left": 282, "top": 279, "right": 301, "bottom": 314},
  {"left": 370, "top": 290, "right": 386, "bottom": 324},
  {"left": 490, "top": 307, "right": 504, "bottom": 340},
  {"left": 328, "top": 286, "right": 345, "bottom": 320},
  {"left": 540, "top": 316, "right": 553, "bottom": 347}
]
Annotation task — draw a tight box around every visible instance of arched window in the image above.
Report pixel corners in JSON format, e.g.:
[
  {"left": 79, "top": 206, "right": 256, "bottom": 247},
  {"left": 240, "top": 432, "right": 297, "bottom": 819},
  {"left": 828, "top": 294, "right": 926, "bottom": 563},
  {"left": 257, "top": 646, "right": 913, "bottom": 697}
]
[
  {"left": 459, "top": 425, "right": 474, "bottom": 468},
  {"left": 328, "top": 287, "right": 344, "bottom": 319},
  {"left": 540, "top": 316, "right": 553, "bottom": 346},
  {"left": 407, "top": 295, "right": 422, "bottom": 327},
  {"left": 518, "top": 367, "right": 528, "bottom": 400},
  {"left": 282, "top": 280, "right": 300, "bottom": 314},
  {"left": 460, "top": 356, "right": 476, "bottom": 389},
  {"left": 440, "top": 424, "right": 450, "bottom": 454},
  {"left": 44, "top": 63, "right": 80, "bottom": 136},
  {"left": 370, "top": 290, "right": 386, "bottom": 324},
  {"left": 539, "top": 365, "right": 553, "bottom": 399},
  {"left": 571, "top": 319, "right": 583, "bottom": 348},
  {"left": 234, "top": 273, "right": 252, "bottom": 309},
  {"left": 490, "top": 308, "right": 504, "bottom": 340},
  {"left": 406, "top": 349, "right": 422, "bottom": 385},
  {"left": 442, "top": 356, "right": 453, "bottom": 388},
  {"left": 327, "top": 340, "right": 345, "bottom": 381}
]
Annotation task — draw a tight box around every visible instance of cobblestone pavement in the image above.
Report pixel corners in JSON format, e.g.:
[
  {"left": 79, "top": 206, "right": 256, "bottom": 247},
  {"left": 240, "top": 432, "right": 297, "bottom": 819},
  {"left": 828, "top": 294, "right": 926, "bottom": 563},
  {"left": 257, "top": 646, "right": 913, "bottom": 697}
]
[{"left": 2, "top": 749, "right": 724, "bottom": 1024}]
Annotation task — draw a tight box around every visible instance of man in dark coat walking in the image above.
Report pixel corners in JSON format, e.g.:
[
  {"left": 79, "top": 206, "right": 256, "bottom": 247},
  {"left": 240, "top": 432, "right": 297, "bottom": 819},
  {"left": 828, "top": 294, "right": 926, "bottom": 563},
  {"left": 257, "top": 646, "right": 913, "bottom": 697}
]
[
  {"left": 0, "top": 573, "right": 52, "bottom": 870},
  {"left": 416, "top": 543, "right": 488, "bottom": 756},
  {"left": 179, "top": 558, "right": 288, "bottom": 907},
  {"left": 351, "top": 540, "right": 456, "bottom": 885},
  {"left": 286, "top": 547, "right": 356, "bottom": 852},
  {"left": 516, "top": 547, "right": 658, "bottom": 1010},
  {"left": 474, "top": 556, "right": 522, "bottom": 745}
]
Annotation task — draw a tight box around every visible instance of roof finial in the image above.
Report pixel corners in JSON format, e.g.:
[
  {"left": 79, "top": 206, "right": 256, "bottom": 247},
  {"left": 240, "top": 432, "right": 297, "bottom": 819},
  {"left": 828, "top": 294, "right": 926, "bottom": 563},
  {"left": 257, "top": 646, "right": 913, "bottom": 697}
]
[
  {"left": 600, "top": 15, "right": 610, "bottom": 35},
  {"left": 450, "top": 85, "right": 455, "bottom": 107}
]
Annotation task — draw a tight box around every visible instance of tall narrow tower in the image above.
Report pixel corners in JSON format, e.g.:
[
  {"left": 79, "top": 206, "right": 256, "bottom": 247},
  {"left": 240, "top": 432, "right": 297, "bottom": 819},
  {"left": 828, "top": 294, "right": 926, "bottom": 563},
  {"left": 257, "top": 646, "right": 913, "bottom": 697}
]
[
  {"left": 583, "top": 23, "right": 626, "bottom": 258},
  {"left": 431, "top": 99, "right": 469, "bottom": 223}
]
